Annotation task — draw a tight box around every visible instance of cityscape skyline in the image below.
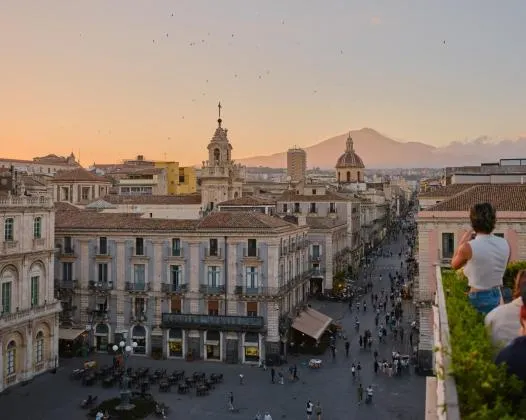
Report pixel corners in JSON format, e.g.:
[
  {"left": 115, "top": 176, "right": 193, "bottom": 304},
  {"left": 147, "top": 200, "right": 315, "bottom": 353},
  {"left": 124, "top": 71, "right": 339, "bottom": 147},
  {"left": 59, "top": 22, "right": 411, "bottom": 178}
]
[{"left": 2, "top": 1, "right": 526, "bottom": 165}]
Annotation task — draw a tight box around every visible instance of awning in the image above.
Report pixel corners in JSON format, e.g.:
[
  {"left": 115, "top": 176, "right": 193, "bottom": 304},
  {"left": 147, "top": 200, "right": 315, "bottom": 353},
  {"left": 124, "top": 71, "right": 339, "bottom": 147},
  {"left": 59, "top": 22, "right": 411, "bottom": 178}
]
[
  {"left": 59, "top": 328, "right": 86, "bottom": 341},
  {"left": 291, "top": 308, "right": 333, "bottom": 341}
]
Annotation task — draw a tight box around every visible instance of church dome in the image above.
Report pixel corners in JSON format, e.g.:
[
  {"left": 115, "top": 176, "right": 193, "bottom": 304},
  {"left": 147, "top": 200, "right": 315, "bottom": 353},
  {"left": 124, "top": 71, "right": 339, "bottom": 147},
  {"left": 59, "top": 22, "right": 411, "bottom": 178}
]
[{"left": 335, "top": 134, "right": 364, "bottom": 169}]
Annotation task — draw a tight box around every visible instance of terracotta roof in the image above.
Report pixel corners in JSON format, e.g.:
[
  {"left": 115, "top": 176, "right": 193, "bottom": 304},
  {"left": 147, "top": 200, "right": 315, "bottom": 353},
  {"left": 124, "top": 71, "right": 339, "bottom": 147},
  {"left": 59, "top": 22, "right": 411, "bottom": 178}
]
[
  {"left": 425, "top": 184, "right": 526, "bottom": 211},
  {"left": 278, "top": 190, "right": 348, "bottom": 202},
  {"left": 306, "top": 217, "right": 347, "bottom": 229},
  {"left": 218, "top": 196, "right": 276, "bottom": 206},
  {"left": 21, "top": 175, "right": 46, "bottom": 187},
  {"left": 54, "top": 202, "right": 82, "bottom": 212},
  {"left": 55, "top": 208, "right": 198, "bottom": 231},
  {"left": 101, "top": 194, "right": 201, "bottom": 205},
  {"left": 197, "top": 212, "right": 296, "bottom": 230},
  {"left": 418, "top": 184, "right": 475, "bottom": 198},
  {"left": 53, "top": 167, "right": 110, "bottom": 183}
]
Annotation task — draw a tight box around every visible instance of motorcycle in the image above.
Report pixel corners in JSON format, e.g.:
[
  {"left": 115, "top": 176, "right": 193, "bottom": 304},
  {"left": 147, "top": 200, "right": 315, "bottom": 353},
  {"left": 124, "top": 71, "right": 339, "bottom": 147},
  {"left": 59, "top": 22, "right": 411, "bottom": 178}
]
[{"left": 80, "top": 395, "right": 98, "bottom": 409}]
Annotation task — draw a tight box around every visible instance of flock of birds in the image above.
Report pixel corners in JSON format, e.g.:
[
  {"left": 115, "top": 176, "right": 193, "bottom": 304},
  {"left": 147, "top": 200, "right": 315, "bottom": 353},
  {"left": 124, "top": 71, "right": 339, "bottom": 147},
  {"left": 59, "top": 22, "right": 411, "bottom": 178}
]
[{"left": 80, "top": 10, "right": 447, "bottom": 132}]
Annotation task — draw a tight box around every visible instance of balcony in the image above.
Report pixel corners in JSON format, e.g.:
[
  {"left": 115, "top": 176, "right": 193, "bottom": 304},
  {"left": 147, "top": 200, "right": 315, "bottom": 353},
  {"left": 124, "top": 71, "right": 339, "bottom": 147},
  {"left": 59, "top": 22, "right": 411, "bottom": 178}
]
[
  {"left": 125, "top": 282, "right": 150, "bottom": 292},
  {"left": 243, "top": 248, "right": 261, "bottom": 260},
  {"left": 33, "top": 238, "right": 46, "bottom": 249},
  {"left": 205, "top": 247, "right": 222, "bottom": 259},
  {"left": 0, "top": 195, "right": 53, "bottom": 208},
  {"left": 57, "top": 247, "right": 76, "bottom": 259},
  {"left": 161, "top": 313, "right": 265, "bottom": 332},
  {"left": 311, "top": 268, "right": 325, "bottom": 278},
  {"left": 199, "top": 284, "right": 225, "bottom": 295},
  {"left": 56, "top": 279, "right": 78, "bottom": 289},
  {"left": 167, "top": 248, "right": 184, "bottom": 259},
  {"left": 161, "top": 283, "right": 187, "bottom": 294},
  {"left": 2, "top": 240, "right": 19, "bottom": 253},
  {"left": 0, "top": 301, "right": 62, "bottom": 329},
  {"left": 310, "top": 255, "right": 321, "bottom": 263},
  {"left": 234, "top": 285, "right": 279, "bottom": 297},
  {"left": 88, "top": 280, "right": 114, "bottom": 291}
]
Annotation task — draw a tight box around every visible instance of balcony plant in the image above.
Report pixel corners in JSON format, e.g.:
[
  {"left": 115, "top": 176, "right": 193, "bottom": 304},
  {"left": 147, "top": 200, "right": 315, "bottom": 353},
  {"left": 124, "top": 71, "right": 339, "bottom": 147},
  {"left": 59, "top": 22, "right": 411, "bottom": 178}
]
[{"left": 441, "top": 269, "right": 525, "bottom": 419}]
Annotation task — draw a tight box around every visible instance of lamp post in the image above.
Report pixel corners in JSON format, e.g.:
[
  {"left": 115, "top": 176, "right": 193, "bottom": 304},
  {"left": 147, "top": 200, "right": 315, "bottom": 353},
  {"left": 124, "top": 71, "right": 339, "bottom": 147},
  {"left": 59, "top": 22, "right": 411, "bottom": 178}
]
[{"left": 112, "top": 339, "right": 138, "bottom": 411}]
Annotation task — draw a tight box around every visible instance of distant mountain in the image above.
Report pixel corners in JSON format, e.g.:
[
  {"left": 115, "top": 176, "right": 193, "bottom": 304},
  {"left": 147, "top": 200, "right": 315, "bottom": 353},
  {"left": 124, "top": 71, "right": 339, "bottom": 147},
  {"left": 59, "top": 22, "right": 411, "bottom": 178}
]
[{"left": 237, "top": 128, "right": 526, "bottom": 169}]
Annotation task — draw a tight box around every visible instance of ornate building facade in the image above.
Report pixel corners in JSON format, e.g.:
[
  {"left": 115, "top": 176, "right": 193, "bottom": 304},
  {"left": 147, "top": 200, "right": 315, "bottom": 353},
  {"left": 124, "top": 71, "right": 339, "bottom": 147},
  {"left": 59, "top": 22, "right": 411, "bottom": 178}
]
[
  {"left": 54, "top": 206, "right": 309, "bottom": 363},
  {"left": 0, "top": 176, "right": 61, "bottom": 392},
  {"left": 200, "top": 103, "right": 245, "bottom": 212}
]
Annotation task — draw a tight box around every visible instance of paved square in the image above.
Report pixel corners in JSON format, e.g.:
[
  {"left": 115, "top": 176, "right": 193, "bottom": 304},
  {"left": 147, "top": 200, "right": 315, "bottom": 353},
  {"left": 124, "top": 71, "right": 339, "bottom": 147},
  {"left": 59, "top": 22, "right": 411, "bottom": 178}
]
[{"left": 0, "top": 234, "right": 425, "bottom": 419}]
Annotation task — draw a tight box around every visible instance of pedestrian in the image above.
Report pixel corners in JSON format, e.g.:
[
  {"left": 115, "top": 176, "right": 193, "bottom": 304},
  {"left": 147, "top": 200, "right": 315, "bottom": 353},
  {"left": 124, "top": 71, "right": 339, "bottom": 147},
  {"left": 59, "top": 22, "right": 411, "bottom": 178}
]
[
  {"left": 374, "top": 360, "right": 379, "bottom": 374},
  {"left": 345, "top": 340, "right": 350, "bottom": 357},
  {"left": 357, "top": 383, "right": 364, "bottom": 405},
  {"left": 239, "top": 373, "right": 244, "bottom": 385},
  {"left": 271, "top": 367, "right": 275, "bottom": 384},
  {"left": 306, "top": 400, "right": 314, "bottom": 420},
  {"left": 293, "top": 364, "right": 298, "bottom": 380},
  {"left": 264, "top": 412, "right": 273, "bottom": 420},
  {"left": 409, "top": 332, "right": 413, "bottom": 346},
  {"left": 278, "top": 371, "right": 284, "bottom": 385},
  {"left": 228, "top": 392, "right": 235, "bottom": 411},
  {"left": 359, "top": 335, "right": 363, "bottom": 348},
  {"left": 357, "top": 362, "right": 362, "bottom": 377},
  {"left": 315, "top": 401, "right": 322, "bottom": 420},
  {"left": 400, "top": 328, "right": 404, "bottom": 342}
]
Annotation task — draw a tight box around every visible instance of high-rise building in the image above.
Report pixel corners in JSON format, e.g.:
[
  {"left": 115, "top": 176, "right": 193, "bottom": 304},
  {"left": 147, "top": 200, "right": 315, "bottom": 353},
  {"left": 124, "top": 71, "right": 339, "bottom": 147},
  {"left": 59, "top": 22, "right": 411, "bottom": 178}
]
[{"left": 287, "top": 147, "right": 307, "bottom": 183}]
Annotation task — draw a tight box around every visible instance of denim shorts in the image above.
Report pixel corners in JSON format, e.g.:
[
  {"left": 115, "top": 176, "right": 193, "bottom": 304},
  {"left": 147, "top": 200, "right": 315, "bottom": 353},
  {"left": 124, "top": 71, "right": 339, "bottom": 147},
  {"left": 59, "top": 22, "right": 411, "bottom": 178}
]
[{"left": 468, "top": 288, "right": 501, "bottom": 315}]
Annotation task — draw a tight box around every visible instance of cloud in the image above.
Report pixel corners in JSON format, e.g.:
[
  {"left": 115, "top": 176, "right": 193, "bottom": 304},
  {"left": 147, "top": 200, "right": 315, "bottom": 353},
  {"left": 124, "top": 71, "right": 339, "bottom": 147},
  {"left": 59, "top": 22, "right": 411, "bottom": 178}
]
[{"left": 370, "top": 16, "right": 382, "bottom": 25}]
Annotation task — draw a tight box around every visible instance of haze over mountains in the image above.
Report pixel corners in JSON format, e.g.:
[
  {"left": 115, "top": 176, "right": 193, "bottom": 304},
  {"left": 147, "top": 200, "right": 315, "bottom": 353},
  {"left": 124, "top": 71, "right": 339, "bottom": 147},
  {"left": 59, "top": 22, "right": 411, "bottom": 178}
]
[{"left": 237, "top": 128, "right": 526, "bottom": 169}]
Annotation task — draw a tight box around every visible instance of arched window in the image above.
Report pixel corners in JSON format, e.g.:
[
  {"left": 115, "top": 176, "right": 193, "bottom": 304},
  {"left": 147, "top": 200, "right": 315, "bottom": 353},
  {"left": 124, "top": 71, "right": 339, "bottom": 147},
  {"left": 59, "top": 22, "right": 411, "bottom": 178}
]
[
  {"left": 357, "top": 171, "right": 361, "bottom": 182},
  {"left": 4, "top": 218, "right": 14, "bottom": 241},
  {"left": 213, "top": 148, "right": 220, "bottom": 163},
  {"left": 346, "top": 171, "right": 351, "bottom": 182},
  {"left": 35, "top": 331, "right": 44, "bottom": 363},
  {"left": 6, "top": 341, "right": 16, "bottom": 376},
  {"left": 337, "top": 172, "right": 341, "bottom": 182},
  {"left": 33, "top": 217, "right": 42, "bottom": 239},
  {"left": 234, "top": 191, "right": 239, "bottom": 198}
]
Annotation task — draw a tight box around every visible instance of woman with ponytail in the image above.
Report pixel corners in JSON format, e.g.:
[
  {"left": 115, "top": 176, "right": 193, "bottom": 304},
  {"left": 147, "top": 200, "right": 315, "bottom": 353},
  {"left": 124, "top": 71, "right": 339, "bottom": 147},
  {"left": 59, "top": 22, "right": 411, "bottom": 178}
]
[{"left": 495, "top": 283, "right": 526, "bottom": 382}]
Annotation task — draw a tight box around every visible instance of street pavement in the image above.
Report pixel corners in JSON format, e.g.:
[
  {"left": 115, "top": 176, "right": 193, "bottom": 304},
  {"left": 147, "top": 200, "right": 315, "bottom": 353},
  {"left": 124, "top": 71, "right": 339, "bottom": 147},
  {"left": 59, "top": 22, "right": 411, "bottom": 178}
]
[{"left": 0, "top": 232, "right": 425, "bottom": 420}]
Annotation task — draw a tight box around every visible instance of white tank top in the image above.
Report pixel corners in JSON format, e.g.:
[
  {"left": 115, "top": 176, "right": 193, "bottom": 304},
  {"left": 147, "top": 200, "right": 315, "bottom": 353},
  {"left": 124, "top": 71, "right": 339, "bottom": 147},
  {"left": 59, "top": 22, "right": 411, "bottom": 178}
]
[{"left": 463, "top": 234, "right": 509, "bottom": 289}]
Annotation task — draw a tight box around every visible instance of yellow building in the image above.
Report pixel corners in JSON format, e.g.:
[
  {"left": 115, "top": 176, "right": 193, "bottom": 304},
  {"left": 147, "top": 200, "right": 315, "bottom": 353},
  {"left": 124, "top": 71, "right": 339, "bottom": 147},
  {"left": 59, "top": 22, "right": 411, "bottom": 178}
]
[{"left": 154, "top": 161, "right": 197, "bottom": 195}]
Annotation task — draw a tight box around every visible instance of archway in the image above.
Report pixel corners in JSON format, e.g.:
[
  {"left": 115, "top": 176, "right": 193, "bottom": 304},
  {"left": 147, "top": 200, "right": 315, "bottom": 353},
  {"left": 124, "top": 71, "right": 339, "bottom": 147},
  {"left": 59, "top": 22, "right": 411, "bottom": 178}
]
[
  {"left": 213, "top": 148, "right": 220, "bottom": 164},
  {"left": 346, "top": 171, "right": 351, "bottom": 182},
  {"left": 337, "top": 172, "right": 341, "bottom": 182},
  {"left": 357, "top": 171, "right": 361, "bottom": 182},
  {"left": 34, "top": 322, "right": 51, "bottom": 368}
]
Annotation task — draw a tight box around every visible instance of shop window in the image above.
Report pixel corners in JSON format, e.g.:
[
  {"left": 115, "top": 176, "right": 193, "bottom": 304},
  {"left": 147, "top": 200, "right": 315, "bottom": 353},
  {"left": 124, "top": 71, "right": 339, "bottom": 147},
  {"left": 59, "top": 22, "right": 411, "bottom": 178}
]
[
  {"left": 132, "top": 325, "right": 146, "bottom": 355},
  {"left": 244, "top": 332, "right": 259, "bottom": 362},
  {"left": 168, "top": 328, "right": 183, "bottom": 358},
  {"left": 95, "top": 324, "right": 109, "bottom": 352},
  {"left": 206, "top": 330, "right": 221, "bottom": 360}
]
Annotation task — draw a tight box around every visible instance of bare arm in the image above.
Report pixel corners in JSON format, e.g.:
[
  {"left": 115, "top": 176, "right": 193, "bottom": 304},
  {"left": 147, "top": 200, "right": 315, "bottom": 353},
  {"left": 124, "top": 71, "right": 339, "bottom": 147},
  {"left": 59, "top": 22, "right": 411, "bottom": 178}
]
[
  {"left": 451, "top": 230, "right": 474, "bottom": 270},
  {"left": 451, "top": 242, "right": 472, "bottom": 270}
]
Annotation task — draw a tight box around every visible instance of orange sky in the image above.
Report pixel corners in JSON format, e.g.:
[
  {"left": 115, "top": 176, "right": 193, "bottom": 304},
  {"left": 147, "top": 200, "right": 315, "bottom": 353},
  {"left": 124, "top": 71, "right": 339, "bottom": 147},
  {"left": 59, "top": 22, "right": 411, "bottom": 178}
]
[{"left": 2, "top": 1, "right": 525, "bottom": 166}]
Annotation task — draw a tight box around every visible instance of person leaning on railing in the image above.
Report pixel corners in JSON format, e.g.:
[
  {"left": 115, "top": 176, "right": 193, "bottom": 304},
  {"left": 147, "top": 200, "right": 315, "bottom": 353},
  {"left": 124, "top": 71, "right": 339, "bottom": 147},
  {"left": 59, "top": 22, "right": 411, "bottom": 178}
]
[
  {"left": 485, "top": 270, "right": 526, "bottom": 347},
  {"left": 495, "top": 283, "right": 526, "bottom": 382},
  {"left": 451, "top": 202, "right": 511, "bottom": 314}
]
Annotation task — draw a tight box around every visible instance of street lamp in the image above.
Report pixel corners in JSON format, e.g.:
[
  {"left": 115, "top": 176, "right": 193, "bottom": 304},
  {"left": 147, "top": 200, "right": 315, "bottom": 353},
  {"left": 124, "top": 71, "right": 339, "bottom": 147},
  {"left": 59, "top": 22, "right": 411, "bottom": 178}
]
[{"left": 112, "top": 340, "right": 138, "bottom": 411}]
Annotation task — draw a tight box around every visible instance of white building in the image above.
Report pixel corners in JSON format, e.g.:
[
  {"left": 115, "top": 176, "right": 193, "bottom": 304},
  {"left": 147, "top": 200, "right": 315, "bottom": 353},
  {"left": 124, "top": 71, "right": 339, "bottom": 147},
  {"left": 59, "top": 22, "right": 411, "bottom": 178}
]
[{"left": 0, "top": 189, "right": 61, "bottom": 392}]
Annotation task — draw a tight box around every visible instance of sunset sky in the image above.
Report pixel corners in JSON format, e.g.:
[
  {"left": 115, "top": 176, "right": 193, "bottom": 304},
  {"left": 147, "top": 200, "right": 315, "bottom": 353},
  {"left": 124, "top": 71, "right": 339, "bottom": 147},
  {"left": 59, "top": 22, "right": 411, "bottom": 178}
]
[{"left": 2, "top": 1, "right": 525, "bottom": 165}]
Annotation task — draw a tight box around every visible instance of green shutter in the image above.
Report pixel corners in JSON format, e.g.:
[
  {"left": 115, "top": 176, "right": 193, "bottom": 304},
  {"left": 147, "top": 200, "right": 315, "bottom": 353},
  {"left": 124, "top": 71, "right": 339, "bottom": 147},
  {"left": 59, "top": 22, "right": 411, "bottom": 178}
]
[
  {"left": 31, "top": 276, "right": 39, "bottom": 306},
  {"left": 2, "top": 282, "right": 11, "bottom": 313}
]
